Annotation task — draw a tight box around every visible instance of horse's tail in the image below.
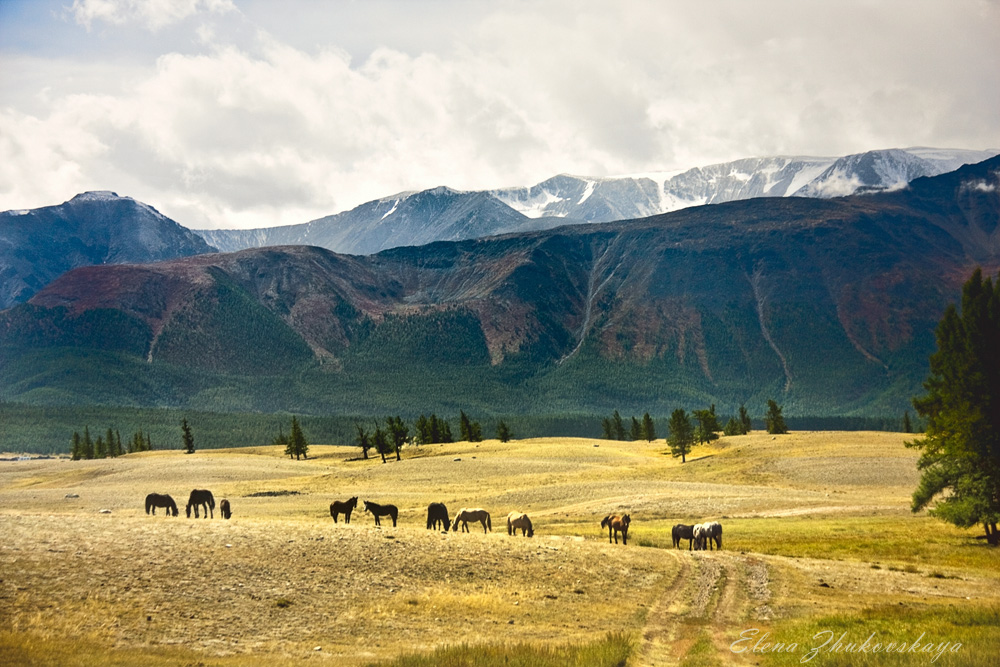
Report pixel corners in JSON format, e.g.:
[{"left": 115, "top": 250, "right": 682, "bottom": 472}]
[
  {"left": 487, "top": 514, "right": 492, "bottom": 532},
  {"left": 331, "top": 503, "right": 337, "bottom": 519},
  {"left": 145, "top": 495, "right": 151, "bottom": 514},
  {"left": 601, "top": 515, "right": 610, "bottom": 529},
  {"left": 208, "top": 492, "right": 215, "bottom": 510}
]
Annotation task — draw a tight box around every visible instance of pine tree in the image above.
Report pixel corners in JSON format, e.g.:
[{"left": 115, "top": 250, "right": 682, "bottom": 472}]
[
  {"left": 641, "top": 413, "right": 656, "bottom": 442},
  {"left": 612, "top": 410, "right": 626, "bottom": 440},
  {"left": 601, "top": 417, "right": 614, "bottom": 440},
  {"left": 441, "top": 419, "right": 453, "bottom": 443},
  {"left": 105, "top": 428, "right": 116, "bottom": 458},
  {"left": 496, "top": 420, "right": 512, "bottom": 443},
  {"left": 355, "top": 424, "right": 371, "bottom": 459},
  {"left": 739, "top": 404, "right": 752, "bottom": 434},
  {"left": 902, "top": 411, "right": 913, "bottom": 434},
  {"left": 95, "top": 435, "right": 106, "bottom": 459},
  {"left": 386, "top": 416, "right": 408, "bottom": 461},
  {"left": 70, "top": 431, "right": 82, "bottom": 460},
  {"left": 668, "top": 409, "right": 694, "bottom": 463},
  {"left": 909, "top": 268, "right": 1000, "bottom": 545},
  {"left": 83, "top": 426, "right": 94, "bottom": 459},
  {"left": 288, "top": 416, "right": 309, "bottom": 460},
  {"left": 723, "top": 417, "right": 743, "bottom": 436},
  {"left": 181, "top": 418, "right": 195, "bottom": 454},
  {"left": 693, "top": 408, "right": 721, "bottom": 445},
  {"left": 765, "top": 400, "right": 788, "bottom": 434},
  {"left": 372, "top": 424, "right": 390, "bottom": 464},
  {"left": 415, "top": 415, "right": 430, "bottom": 445},
  {"left": 629, "top": 416, "right": 642, "bottom": 441}
]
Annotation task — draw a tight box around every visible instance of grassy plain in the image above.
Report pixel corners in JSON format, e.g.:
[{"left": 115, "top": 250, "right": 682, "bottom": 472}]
[{"left": 1, "top": 432, "right": 997, "bottom": 665}]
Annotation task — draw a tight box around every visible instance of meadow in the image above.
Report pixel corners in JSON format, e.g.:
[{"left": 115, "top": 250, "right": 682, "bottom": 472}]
[{"left": 1, "top": 432, "right": 996, "bottom": 665}]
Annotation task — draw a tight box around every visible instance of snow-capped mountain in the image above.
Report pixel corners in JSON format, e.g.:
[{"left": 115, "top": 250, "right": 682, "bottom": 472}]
[
  {"left": 492, "top": 148, "right": 1000, "bottom": 221},
  {"left": 196, "top": 148, "right": 998, "bottom": 256}
]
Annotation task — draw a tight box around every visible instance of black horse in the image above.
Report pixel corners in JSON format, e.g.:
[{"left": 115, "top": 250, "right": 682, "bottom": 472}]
[
  {"left": 363, "top": 500, "right": 398, "bottom": 527},
  {"left": 426, "top": 502, "right": 450, "bottom": 531},
  {"left": 330, "top": 497, "right": 358, "bottom": 523},
  {"left": 186, "top": 489, "right": 215, "bottom": 518},
  {"left": 145, "top": 493, "right": 178, "bottom": 516},
  {"left": 672, "top": 523, "right": 695, "bottom": 550},
  {"left": 220, "top": 498, "right": 232, "bottom": 520}
]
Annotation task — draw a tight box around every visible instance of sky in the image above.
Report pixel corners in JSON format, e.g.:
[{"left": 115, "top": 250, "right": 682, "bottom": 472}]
[{"left": 1, "top": 0, "right": 998, "bottom": 230}]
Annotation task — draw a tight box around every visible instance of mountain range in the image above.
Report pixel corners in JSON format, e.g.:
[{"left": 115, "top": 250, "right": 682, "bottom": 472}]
[
  {"left": 198, "top": 147, "right": 998, "bottom": 254},
  {"left": 3, "top": 155, "right": 998, "bottom": 419}
]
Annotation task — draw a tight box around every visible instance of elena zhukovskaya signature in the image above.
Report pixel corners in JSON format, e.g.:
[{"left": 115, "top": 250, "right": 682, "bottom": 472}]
[{"left": 731, "top": 628, "right": 963, "bottom": 663}]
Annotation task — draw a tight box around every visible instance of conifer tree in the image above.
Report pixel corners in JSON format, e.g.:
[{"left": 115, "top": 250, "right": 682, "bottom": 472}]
[
  {"left": 612, "top": 410, "right": 626, "bottom": 440},
  {"left": 372, "top": 424, "right": 390, "bottom": 463},
  {"left": 95, "top": 435, "right": 106, "bottom": 459},
  {"left": 693, "top": 408, "right": 721, "bottom": 445},
  {"left": 641, "top": 413, "right": 656, "bottom": 442},
  {"left": 83, "top": 426, "right": 94, "bottom": 459},
  {"left": 668, "top": 409, "right": 694, "bottom": 463},
  {"left": 357, "top": 424, "right": 371, "bottom": 458},
  {"left": 909, "top": 268, "right": 1000, "bottom": 545},
  {"left": 765, "top": 400, "right": 788, "bottom": 434},
  {"left": 902, "top": 411, "right": 913, "bottom": 434},
  {"left": 723, "top": 417, "right": 743, "bottom": 436},
  {"left": 181, "top": 418, "right": 195, "bottom": 454},
  {"left": 739, "top": 404, "right": 752, "bottom": 434},
  {"left": 71, "top": 431, "right": 82, "bottom": 460},
  {"left": 386, "top": 416, "right": 407, "bottom": 461},
  {"left": 415, "top": 415, "right": 430, "bottom": 445},
  {"left": 496, "top": 420, "right": 512, "bottom": 443},
  {"left": 288, "top": 416, "right": 309, "bottom": 460},
  {"left": 601, "top": 417, "right": 614, "bottom": 440},
  {"left": 630, "top": 416, "right": 642, "bottom": 441}
]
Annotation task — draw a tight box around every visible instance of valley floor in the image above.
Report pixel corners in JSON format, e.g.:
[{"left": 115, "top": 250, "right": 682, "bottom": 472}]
[{"left": 1, "top": 433, "right": 997, "bottom": 665}]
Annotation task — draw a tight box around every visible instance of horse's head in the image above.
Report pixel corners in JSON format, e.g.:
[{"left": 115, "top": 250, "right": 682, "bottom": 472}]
[
  {"left": 349, "top": 496, "right": 358, "bottom": 507},
  {"left": 363, "top": 500, "right": 372, "bottom": 514},
  {"left": 622, "top": 514, "right": 631, "bottom": 526},
  {"left": 527, "top": 525, "right": 534, "bottom": 538}
]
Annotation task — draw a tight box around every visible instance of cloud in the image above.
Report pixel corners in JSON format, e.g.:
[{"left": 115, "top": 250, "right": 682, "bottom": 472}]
[
  {"left": 69, "top": 0, "right": 235, "bottom": 31},
  {"left": 1, "top": 1, "right": 998, "bottom": 229}
]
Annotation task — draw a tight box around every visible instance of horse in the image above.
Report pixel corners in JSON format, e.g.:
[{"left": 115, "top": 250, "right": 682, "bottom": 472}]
[
  {"left": 672, "top": 523, "right": 695, "bottom": 550},
  {"left": 220, "top": 499, "right": 232, "bottom": 520},
  {"left": 601, "top": 514, "right": 630, "bottom": 545},
  {"left": 426, "top": 502, "right": 450, "bottom": 531},
  {"left": 363, "top": 500, "right": 398, "bottom": 527},
  {"left": 145, "top": 493, "right": 178, "bottom": 516},
  {"left": 452, "top": 508, "right": 492, "bottom": 533},
  {"left": 330, "top": 497, "right": 358, "bottom": 523},
  {"left": 702, "top": 521, "right": 722, "bottom": 550},
  {"left": 692, "top": 523, "right": 707, "bottom": 550},
  {"left": 186, "top": 489, "right": 215, "bottom": 519},
  {"left": 506, "top": 511, "right": 534, "bottom": 537}
]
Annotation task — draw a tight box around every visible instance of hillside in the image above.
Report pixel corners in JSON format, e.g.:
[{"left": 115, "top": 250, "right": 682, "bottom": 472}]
[
  {"left": 0, "top": 191, "right": 217, "bottom": 309},
  {"left": 1, "top": 157, "right": 999, "bottom": 417}
]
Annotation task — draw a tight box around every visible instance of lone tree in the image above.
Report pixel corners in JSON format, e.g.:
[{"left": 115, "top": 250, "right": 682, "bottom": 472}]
[
  {"left": 909, "top": 268, "right": 1000, "bottom": 546},
  {"left": 496, "top": 420, "right": 512, "bottom": 443},
  {"left": 286, "top": 416, "right": 309, "bottom": 460},
  {"left": 181, "top": 419, "right": 195, "bottom": 454},
  {"left": 765, "top": 400, "right": 788, "bottom": 435},
  {"left": 641, "top": 413, "right": 656, "bottom": 442},
  {"left": 667, "top": 409, "right": 695, "bottom": 463}
]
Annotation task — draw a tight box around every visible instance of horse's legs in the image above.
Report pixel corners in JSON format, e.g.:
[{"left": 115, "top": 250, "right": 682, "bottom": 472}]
[
  {"left": 622, "top": 529, "right": 627, "bottom": 546},
  {"left": 392, "top": 515, "right": 397, "bottom": 527},
  {"left": 481, "top": 519, "right": 487, "bottom": 534}
]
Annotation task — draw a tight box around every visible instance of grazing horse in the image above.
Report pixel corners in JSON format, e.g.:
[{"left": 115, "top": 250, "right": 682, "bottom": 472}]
[
  {"left": 452, "top": 508, "right": 492, "bottom": 533},
  {"left": 601, "top": 514, "right": 631, "bottom": 545},
  {"left": 672, "top": 523, "right": 695, "bottom": 550},
  {"left": 145, "top": 493, "right": 178, "bottom": 516},
  {"left": 702, "top": 521, "right": 722, "bottom": 550},
  {"left": 426, "top": 502, "right": 451, "bottom": 531},
  {"left": 692, "top": 523, "right": 707, "bottom": 550},
  {"left": 330, "top": 497, "right": 358, "bottom": 524},
  {"left": 506, "top": 512, "right": 534, "bottom": 537},
  {"left": 220, "top": 499, "right": 232, "bottom": 520},
  {"left": 186, "top": 489, "right": 215, "bottom": 518},
  {"left": 363, "top": 500, "right": 398, "bottom": 527}
]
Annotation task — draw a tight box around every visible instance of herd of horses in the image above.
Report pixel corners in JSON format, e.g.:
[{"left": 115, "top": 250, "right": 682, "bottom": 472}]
[
  {"left": 145, "top": 491, "right": 720, "bottom": 550},
  {"left": 144, "top": 490, "right": 231, "bottom": 520}
]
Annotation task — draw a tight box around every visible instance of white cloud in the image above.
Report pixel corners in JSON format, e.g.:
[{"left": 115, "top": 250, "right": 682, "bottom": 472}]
[
  {"left": 69, "top": 0, "right": 235, "bottom": 31},
  {"left": 1, "top": 0, "right": 998, "bottom": 229}
]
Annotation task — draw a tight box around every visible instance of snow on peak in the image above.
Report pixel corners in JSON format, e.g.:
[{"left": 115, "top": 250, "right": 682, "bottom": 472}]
[{"left": 70, "top": 191, "right": 124, "bottom": 202}]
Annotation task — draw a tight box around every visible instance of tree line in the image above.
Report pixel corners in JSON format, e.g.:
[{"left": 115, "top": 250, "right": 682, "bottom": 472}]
[{"left": 352, "top": 411, "right": 512, "bottom": 463}]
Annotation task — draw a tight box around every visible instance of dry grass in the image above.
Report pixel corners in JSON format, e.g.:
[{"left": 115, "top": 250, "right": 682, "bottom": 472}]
[{"left": 1, "top": 432, "right": 997, "bottom": 665}]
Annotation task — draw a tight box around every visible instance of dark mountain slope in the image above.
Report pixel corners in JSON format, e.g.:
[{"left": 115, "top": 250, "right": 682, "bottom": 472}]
[
  {"left": 3, "top": 157, "right": 998, "bottom": 416},
  {"left": 0, "top": 191, "right": 216, "bottom": 309}
]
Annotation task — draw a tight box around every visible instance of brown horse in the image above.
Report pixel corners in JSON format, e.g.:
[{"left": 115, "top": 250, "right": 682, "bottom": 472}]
[
  {"left": 506, "top": 512, "right": 534, "bottom": 537},
  {"left": 145, "top": 493, "right": 178, "bottom": 516},
  {"left": 363, "top": 500, "right": 398, "bottom": 527},
  {"left": 672, "top": 523, "right": 695, "bottom": 550},
  {"left": 426, "top": 502, "right": 450, "bottom": 531},
  {"left": 601, "top": 514, "right": 630, "bottom": 545},
  {"left": 330, "top": 496, "right": 358, "bottom": 523},
  {"left": 452, "top": 508, "right": 491, "bottom": 533},
  {"left": 220, "top": 499, "right": 232, "bottom": 520},
  {"left": 186, "top": 489, "right": 215, "bottom": 518}
]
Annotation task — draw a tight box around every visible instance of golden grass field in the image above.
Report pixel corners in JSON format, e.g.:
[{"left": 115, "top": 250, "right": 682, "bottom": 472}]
[{"left": 1, "top": 432, "right": 997, "bottom": 666}]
